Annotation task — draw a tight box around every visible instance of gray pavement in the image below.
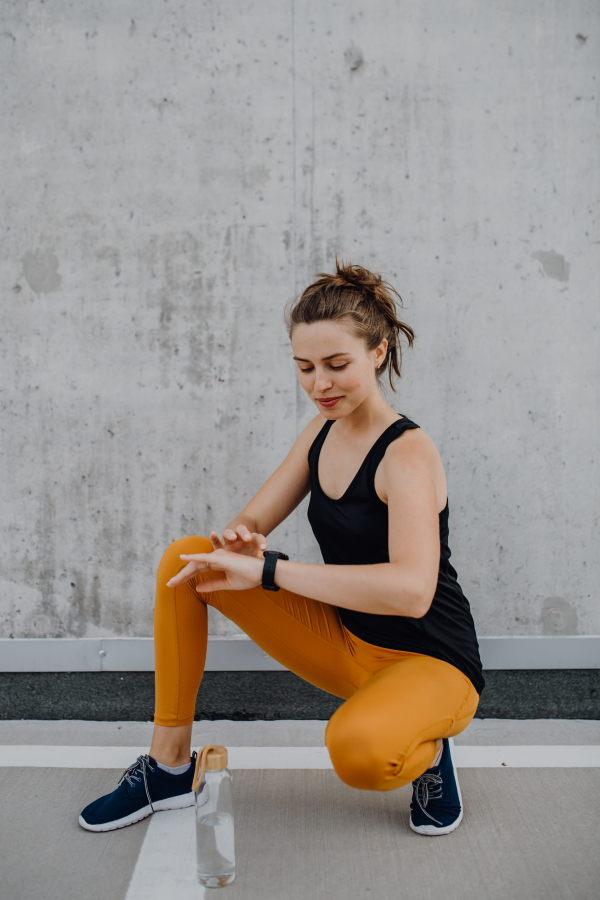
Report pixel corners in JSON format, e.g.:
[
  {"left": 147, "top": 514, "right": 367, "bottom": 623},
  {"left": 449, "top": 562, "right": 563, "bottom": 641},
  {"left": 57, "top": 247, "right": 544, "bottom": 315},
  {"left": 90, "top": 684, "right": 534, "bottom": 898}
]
[
  {"left": 0, "top": 767, "right": 150, "bottom": 900},
  {"left": 207, "top": 769, "right": 598, "bottom": 900},
  {"left": 1, "top": 720, "right": 599, "bottom": 900},
  {"left": 1, "top": 766, "right": 599, "bottom": 900},
  {"left": 1, "top": 717, "right": 599, "bottom": 746}
]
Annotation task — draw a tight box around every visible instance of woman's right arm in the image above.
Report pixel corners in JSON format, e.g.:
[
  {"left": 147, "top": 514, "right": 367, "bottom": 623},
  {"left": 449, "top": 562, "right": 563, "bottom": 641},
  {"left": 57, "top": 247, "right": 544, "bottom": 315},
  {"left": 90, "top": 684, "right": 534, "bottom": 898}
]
[{"left": 220, "top": 414, "right": 325, "bottom": 551}]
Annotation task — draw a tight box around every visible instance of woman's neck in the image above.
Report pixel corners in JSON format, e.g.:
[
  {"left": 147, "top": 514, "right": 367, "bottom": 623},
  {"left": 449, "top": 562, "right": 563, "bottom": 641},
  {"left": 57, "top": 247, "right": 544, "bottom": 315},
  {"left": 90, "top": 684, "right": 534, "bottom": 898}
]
[{"left": 334, "top": 390, "right": 400, "bottom": 436}]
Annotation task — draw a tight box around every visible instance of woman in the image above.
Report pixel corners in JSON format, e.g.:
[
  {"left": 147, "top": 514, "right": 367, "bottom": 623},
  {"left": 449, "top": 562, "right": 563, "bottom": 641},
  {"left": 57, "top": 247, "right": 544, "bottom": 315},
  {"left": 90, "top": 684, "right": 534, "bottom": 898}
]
[{"left": 80, "top": 261, "right": 484, "bottom": 836}]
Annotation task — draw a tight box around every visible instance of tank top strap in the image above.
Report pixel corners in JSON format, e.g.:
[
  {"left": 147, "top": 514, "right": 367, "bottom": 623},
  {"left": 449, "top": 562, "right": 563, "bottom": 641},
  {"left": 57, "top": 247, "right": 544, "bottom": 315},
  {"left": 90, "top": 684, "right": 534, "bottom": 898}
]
[{"left": 362, "top": 417, "right": 420, "bottom": 494}]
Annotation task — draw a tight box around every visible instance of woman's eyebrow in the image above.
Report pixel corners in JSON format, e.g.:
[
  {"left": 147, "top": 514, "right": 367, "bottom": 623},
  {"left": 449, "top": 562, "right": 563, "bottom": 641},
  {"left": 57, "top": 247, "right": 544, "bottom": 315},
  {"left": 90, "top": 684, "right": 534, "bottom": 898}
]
[{"left": 293, "top": 352, "right": 351, "bottom": 362}]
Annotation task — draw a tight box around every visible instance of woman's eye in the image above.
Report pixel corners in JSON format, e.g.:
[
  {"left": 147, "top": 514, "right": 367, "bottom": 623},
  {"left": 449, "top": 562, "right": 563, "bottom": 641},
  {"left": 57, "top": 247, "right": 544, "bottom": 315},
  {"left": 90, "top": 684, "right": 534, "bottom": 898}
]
[{"left": 297, "top": 363, "right": 346, "bottom": 372}]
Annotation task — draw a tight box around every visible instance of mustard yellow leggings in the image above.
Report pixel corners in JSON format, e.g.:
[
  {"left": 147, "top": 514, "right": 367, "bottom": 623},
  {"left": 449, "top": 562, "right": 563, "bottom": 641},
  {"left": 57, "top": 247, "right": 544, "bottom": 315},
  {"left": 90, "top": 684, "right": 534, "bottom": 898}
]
[{"left": 154, "top": 537, "right": 479, "bottom": 791}]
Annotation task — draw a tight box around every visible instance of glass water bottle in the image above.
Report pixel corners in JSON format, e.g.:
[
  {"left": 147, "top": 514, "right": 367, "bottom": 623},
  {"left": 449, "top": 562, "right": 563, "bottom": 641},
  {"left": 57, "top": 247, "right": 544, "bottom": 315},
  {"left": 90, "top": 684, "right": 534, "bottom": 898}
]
[{"left": 193, "top": 745, "right": 235, "bottom": 888}]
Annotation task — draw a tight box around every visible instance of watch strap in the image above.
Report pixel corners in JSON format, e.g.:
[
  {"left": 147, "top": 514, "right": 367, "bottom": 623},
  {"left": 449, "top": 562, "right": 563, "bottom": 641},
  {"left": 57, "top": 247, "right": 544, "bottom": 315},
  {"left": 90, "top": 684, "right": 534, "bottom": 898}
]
[{"left": 261, "top": 550, "right": 289, "bottom": 592}]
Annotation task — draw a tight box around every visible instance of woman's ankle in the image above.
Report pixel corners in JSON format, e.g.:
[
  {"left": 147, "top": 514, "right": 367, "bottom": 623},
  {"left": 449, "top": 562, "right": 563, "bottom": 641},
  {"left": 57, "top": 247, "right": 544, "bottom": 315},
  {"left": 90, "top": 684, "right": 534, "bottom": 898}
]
[
  {"left": 431, "top": 738, "right": 443, "bottom": 768},
  {"left": 149, "top": 722, "right": 193, "bottom": 768},
  {"left": 150, "top": 747, "right": 192, "bottom": 767}
]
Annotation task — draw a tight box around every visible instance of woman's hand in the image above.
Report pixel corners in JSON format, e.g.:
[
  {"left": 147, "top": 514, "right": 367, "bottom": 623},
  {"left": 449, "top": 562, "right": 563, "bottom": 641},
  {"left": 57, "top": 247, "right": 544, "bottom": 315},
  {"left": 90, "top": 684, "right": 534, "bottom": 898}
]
[
  {"left": 217, "top": 525, "right": 267, "bottom": 558},
  {"left": 166, "top": 547, "right": 264, "bottom": 593}
]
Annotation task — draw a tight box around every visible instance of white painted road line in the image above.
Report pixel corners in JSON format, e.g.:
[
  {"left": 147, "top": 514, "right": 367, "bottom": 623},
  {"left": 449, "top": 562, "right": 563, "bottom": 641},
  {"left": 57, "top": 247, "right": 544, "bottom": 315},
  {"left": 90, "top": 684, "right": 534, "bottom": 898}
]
[
  {"left": 0, "top": 746, "right": 152, "bottom": 768},
  {"left": 125, "top": 806, "right": 204, "bottom": 900},
  {"left": 0, "top": 744, "right": 599, "bottom": 768},
  {"left": 0, "top": 746, "right": 334, "bottom": 768},
  {"left": 455, "top": 745, "right": 600, "bottom": 767},
  {"left": 0, "top": 745, "right": 334, "bottom": 769}
]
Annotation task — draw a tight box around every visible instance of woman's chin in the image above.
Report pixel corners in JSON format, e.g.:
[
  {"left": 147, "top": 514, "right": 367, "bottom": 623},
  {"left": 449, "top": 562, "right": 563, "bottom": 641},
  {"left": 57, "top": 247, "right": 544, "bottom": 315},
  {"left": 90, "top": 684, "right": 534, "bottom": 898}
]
[{"left": 316, "top": 404, "right": 351, "bottom": 419}]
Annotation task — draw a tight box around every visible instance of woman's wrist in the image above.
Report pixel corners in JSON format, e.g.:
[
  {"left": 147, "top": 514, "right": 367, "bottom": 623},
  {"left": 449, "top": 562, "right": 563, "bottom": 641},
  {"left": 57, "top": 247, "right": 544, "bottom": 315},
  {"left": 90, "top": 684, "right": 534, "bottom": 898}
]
[{"left": 250, "top": 556, "right": 265, "bottom": 585}]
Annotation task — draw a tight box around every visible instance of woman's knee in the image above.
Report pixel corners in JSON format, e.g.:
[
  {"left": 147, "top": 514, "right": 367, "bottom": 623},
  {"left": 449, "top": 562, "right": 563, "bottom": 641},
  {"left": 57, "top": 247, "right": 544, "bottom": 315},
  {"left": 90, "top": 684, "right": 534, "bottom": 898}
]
[
  {"left": 326, "top": 709, "right": 403, "bottom": 792},
  {"left": 156, "top": 535, "right": 214, "bottom": 584}
]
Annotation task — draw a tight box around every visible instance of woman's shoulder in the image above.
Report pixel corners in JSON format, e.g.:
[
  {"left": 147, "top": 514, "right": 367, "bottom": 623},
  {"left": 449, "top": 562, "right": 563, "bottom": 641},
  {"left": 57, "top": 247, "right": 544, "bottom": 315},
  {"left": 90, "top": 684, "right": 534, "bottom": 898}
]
[
  {"left": 385, "top": 421, "right": 440, "bottom": 463},
  {"left": 379, "top": 421, "right": 447, "bottom": 509},
  {"left": 286, "top": 414, "right": 329, "bottom": 463},
  {"left": 300, "top": 413, "right": 329, "bottom": 443}
]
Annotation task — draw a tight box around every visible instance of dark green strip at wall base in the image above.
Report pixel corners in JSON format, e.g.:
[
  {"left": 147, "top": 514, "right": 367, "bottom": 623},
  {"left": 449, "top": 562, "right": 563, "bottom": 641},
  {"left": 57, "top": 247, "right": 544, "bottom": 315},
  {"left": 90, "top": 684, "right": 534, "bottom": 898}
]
[{"left": 0, "top": 670, "right": 598, "bottom": 721}]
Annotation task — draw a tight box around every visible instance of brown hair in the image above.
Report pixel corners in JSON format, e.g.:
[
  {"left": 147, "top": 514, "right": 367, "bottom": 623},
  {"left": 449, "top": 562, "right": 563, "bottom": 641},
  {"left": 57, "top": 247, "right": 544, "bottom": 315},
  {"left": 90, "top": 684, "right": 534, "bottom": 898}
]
[{"left": 285, "top": 259, "right": 415, "bottom": 390}]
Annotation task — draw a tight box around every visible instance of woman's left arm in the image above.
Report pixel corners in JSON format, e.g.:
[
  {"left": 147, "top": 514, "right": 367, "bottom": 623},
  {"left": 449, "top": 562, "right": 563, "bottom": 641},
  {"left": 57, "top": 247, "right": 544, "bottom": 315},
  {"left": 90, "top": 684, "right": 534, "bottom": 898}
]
[
  {"left": 172, "top": 430, "right": 441, "bottom": 618},
  {"left": 275, "top": 429, "right": 441, "bottom": 617}
]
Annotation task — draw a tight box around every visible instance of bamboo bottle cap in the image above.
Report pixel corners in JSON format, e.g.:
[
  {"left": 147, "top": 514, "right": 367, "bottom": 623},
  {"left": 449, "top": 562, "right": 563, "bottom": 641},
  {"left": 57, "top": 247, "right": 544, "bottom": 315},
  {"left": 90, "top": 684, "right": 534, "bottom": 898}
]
[
  {"left": 205, "top": 745, "right": 228, "bottom": 770},
  {"left": 192, "top": 745, "right": 229, "bottom": 790}
]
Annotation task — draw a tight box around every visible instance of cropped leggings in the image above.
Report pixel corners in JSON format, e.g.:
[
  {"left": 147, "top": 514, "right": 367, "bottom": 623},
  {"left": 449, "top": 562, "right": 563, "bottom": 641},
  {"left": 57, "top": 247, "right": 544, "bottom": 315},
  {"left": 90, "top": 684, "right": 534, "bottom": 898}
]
[{"left": 154, "top": 537, "right": 480, "bottom": 791}]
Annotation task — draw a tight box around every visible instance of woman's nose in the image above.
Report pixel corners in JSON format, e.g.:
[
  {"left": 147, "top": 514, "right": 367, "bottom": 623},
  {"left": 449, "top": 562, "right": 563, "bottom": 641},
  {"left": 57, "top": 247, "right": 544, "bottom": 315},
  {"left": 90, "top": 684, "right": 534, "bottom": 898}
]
[{"left": 314, "top": 370, "right": 333, "bottom": 392}]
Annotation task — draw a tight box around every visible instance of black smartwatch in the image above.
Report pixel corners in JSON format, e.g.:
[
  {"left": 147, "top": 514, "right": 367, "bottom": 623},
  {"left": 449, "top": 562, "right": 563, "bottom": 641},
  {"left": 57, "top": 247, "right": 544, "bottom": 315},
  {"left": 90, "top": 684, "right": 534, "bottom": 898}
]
[{"left": 261, "top": 550, "right": 289, "bottom": 592}]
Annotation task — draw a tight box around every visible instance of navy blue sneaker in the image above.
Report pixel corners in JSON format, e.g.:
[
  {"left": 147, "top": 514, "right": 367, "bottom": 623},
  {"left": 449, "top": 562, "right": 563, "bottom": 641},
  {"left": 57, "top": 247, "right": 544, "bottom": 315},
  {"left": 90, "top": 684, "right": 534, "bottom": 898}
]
[
  {"left": 79, "top": 752, "right": 205, "bottom": 832},
  {"left": 410, "top": 738, "right": 463, "bottom": 836}
]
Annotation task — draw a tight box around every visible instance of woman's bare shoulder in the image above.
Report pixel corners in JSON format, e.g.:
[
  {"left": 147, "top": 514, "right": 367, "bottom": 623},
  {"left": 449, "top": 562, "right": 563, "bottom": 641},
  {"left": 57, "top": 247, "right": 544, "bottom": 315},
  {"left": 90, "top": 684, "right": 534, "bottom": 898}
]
[
  {"left": 379, "top": 424, "right": 444, "bottom": 483},
  {"left": 294, "top": 413, "right": 328, "bottom": 452},
  {"left": 381, "top": 423, "right": 447, "bottom": 508},
  {"left": 279, "top": 414, "right": 328, "bottom": 467},
  {"left": 392, "top": 423, "right": 440, "bottom": 460}
]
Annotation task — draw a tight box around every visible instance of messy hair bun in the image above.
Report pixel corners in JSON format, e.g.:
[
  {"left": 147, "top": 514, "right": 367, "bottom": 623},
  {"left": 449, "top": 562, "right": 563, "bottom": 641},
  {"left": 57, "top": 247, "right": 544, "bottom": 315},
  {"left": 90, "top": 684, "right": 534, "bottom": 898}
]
[{"left": 285, "top": 259, "right": 414, "bottom": 390}]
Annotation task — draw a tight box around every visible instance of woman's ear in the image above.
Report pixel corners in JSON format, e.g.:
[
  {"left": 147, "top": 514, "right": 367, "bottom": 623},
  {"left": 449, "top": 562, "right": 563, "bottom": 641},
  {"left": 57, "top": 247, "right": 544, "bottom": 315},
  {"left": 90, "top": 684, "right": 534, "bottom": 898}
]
[{"left": 374, "top": 338, "right": 388, "bottom": 369}]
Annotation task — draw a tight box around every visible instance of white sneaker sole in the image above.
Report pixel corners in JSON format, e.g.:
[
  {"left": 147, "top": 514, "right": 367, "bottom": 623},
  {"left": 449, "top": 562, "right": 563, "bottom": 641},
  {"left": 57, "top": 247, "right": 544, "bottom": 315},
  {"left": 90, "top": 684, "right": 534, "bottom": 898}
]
[
  {"left": 409, "top": 737, "right": 463, "bottom": 837},
  {"left": 79, "top": 784, "right": 207, "bottom": 833}
]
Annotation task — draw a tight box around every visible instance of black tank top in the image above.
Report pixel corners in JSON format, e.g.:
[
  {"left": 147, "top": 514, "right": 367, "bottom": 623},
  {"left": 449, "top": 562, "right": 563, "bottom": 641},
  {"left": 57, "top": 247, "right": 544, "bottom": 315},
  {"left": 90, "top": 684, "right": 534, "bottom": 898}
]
[{"left": 307, "top": 416, "right": 485, "bottom": 695}]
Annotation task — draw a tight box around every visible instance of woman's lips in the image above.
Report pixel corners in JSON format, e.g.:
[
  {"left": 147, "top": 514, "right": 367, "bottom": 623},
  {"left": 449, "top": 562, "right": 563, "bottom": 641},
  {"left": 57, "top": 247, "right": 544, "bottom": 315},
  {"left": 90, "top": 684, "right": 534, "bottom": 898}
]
[{"left": 317, "top": 396, "right": 343, "bottom": 407}]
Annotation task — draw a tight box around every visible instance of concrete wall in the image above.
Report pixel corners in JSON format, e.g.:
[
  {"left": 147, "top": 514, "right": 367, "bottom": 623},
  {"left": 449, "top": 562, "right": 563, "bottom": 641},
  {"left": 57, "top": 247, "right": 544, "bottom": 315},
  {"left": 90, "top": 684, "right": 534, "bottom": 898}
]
[{"left": 1, "top": 0, "right": 598, "bottom": 643}]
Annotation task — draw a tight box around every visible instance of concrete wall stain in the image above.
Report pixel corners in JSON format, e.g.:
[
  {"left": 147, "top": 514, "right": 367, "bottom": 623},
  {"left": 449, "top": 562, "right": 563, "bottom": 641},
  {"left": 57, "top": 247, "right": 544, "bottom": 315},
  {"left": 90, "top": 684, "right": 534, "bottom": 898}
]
[
  {"left": 532, "top": 250, "right": 570, "bottom": 283},
  {"left": 21, "top": 251, "right": 62, "bottom": 294},
  {"left": 344, "top": 45, "right": 364, "bottom": 72},
  {"left": 541, "top": 597, "right": 578, "bottom": 635}
]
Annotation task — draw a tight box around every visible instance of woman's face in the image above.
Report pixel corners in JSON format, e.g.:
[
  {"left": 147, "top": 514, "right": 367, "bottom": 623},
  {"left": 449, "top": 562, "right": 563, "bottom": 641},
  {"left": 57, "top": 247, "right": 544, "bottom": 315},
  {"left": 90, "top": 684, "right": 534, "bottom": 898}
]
[{"left": 291, "top": 319, "right": 387, "bottom": 418}]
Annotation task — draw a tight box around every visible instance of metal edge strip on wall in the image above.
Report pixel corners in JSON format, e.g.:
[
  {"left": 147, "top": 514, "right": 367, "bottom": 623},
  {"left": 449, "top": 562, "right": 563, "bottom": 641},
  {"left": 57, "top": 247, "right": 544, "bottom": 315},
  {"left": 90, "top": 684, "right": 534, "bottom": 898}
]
[{"left": 0, "top": 635, "right": 599, "bottom": 672}]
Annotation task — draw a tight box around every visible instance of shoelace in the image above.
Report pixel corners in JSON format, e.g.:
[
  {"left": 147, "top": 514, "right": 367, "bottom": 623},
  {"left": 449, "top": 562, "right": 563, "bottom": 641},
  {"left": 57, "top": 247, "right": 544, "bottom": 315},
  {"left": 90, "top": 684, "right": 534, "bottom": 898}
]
[
  {"left": 412, "top": 772, "right": 443, "bottom": 826},
  {"left": 119, "top": 755, "right": 156, "bottom": 813}
]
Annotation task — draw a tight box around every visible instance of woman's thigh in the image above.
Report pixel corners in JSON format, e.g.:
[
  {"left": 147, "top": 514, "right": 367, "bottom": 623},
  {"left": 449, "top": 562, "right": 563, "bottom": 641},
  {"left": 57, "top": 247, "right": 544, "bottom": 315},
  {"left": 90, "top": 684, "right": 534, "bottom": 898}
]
[
  {"left": 155, "top": 536, "right": 368, "bottom": 719},
  {"left": 325, "top": 653, "right": 479, "bottom": 791},
  {"left": 201, "top": 576, "right": 371, "bottom": 701},
  {"left": 154, "top": 533, "right": 369, "bottom": 701}
]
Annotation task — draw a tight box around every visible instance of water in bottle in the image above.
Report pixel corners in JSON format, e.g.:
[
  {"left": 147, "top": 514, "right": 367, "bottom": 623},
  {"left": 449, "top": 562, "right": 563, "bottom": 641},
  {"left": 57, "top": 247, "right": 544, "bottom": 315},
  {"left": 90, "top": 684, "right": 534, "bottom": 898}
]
[{"left": 193, "top": 745, "right": 235, "bottom": 888}]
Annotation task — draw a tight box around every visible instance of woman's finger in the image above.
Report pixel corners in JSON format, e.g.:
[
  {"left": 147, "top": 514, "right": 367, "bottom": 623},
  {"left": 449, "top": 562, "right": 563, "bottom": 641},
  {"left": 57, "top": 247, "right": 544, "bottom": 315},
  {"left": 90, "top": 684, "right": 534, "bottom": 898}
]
[
  {"left": 166, "top": 555, "right": 211, "bottom": 587},
  {"left": 196, "top": 578, "right": 229, "bottom": 594},
  {"left": 223, "top": 530, "right": 237, "bottom": 543},
  {"left": 251, "top": 533, "right": 268, "bottom": 551},
  {"left": 210, "top": 531, "right": 224, "bottom": 550},
  {"left": 235, "top": 524, "right": 252, "bottom": 542},
  {"left": 166, "top": 564, "right": 199, "bottom": 587},
  {"left": 180, "top": 551, "right": 228, "bottom": 571}
]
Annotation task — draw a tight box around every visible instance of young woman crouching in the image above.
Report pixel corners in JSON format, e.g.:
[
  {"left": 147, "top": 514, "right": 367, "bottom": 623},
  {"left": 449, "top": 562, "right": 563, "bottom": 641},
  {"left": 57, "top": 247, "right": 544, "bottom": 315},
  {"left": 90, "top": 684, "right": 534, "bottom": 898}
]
[{"left": 79, "top": 261, "right": 483, "bottom": 836}]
